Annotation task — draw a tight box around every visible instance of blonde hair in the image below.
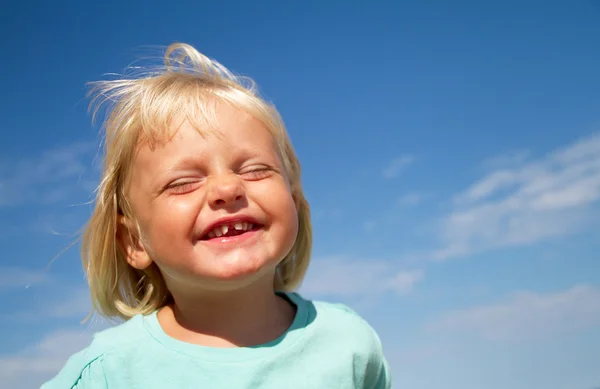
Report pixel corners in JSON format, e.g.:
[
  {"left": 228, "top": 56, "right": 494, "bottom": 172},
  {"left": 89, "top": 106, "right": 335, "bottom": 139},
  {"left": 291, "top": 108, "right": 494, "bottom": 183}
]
[{"left": 82, "top": 43, "right": 312, "bottom": 320}]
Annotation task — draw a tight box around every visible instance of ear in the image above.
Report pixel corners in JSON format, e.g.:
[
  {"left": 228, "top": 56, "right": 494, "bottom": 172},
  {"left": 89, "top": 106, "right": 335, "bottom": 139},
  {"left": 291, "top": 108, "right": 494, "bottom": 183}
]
[{"left": 116, "top": 215, "right": 153, "bottom": 270}]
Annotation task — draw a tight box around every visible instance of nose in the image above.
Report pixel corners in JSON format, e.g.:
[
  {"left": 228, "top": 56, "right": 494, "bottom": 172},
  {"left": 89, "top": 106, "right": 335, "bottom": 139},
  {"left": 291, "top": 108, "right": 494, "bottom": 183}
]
[{"left": 207, "top": 173, "right": 245, "bottom": 207}]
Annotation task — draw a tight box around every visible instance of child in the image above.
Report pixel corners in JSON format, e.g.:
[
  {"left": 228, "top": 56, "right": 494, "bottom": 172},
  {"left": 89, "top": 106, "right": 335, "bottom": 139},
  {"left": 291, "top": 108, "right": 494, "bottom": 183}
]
[{"left": 42, "top": 42, "right": 391, "bottom": 389}]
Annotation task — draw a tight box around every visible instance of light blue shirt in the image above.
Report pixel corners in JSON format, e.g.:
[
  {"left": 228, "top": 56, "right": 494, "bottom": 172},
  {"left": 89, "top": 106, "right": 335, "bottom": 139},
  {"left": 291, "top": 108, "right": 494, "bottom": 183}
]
[{"left": 41, "top": 292, "right": 392, "bottom": 388}]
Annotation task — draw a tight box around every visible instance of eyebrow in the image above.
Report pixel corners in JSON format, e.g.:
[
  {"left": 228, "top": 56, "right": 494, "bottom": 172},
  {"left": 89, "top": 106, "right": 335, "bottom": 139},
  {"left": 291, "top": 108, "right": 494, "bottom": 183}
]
[
  {"left": 162, "top": 156, "right": 202, "bottom": 173},
  {"left": 232, "top": 147, "right": 264, "bottom": 163},
  {"left": 159, "top": 148, "right": 264, "bottom": 175}
]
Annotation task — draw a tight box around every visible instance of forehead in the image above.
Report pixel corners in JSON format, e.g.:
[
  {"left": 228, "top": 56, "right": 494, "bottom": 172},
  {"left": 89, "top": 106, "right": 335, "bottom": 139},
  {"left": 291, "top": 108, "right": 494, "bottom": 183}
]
[{"left": 133, "top": 102, "right": 278, "bottom": 170}]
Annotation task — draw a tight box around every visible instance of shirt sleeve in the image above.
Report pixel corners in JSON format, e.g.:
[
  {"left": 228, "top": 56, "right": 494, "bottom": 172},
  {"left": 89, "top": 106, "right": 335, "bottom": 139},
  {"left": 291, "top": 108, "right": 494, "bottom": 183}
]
[
  {"left": 40, "top": 350, "right": 107, "bottom": 389},
  {"left": 368, "top": 356, "right": 392, "bottom": 389},
  {"left": 363, "top": 328, "right": 392, "bottom": 389}
]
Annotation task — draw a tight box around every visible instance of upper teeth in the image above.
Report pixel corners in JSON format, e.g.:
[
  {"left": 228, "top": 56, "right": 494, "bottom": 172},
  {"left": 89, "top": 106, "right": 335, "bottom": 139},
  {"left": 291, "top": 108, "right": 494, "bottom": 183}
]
[{"left": 207, "top": 222, "right": 253, "bottom": 239}]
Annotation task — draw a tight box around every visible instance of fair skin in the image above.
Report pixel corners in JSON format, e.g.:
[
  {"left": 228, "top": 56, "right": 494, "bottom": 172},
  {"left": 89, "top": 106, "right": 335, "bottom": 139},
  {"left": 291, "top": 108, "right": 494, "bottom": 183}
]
[{"left": 119, "top": 101, "right": 299, "bottom": 347}]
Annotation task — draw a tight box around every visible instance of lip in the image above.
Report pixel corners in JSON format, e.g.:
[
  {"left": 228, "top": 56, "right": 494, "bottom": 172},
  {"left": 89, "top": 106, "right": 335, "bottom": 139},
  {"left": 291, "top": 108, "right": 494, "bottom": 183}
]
[{"left": 200, "top": 214, "right": 262, "bottom": 240}]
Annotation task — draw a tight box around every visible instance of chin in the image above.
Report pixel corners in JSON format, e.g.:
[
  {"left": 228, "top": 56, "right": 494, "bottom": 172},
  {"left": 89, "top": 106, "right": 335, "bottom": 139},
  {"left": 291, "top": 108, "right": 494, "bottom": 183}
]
[
  {"left": 198, "top": 270, "right": 275, "bottom": 292},
  {"left": 198, "top": 256, "right": 277, "bottom": 287}
]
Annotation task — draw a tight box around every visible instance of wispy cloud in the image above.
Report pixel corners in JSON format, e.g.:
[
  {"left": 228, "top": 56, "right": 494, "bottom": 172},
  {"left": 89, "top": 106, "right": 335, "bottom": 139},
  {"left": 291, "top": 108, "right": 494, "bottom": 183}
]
[
  {"left": 431, "top": 132, "right": 600, "bottom": 261},
  {"left": 45, "top": 289, "right": 93, "bottom": 319},
  {"left": 0, "top": 141, "right": 97, "bottom": 207},
  {"left": 0, "top": 267, "right": 93, "bottom": 323},
  {"left": 300, "top": 256, "right": 423, "bottom": 297},
  {"left": 481, "top": 149, "right": 530, "bottom": 170},
  {"left": 16, "top": 287, "right": 92, "bottom": 321},
  {"left": 397, "top": 192, "right": 422, "bottom": 206},
  {"left": 0, "top": 327, "right": 98, "bottom": 388},
  {"left": 0, "top": 267, "right": 50, "bottom": 288},
  {"left": 1, "top": 279, "right": 94, "bottom": 322},
  {"left": 382, "top": 155, "right": 414, "bottom": 179},
  {"left": 0, "top": 276, "right": 109, "bottom": 388},
  {"left": 431, "top": 284, "right": 600, "bottom": 342},
  {"left": 390, "top": 344, "right": 446, "bottom": 365}
]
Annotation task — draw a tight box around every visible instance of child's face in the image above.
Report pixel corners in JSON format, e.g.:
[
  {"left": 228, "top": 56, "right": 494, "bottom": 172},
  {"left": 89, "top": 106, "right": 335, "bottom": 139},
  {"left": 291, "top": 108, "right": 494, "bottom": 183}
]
[{"left": 122, "top": 101, "right": 299, "bottom": 293}]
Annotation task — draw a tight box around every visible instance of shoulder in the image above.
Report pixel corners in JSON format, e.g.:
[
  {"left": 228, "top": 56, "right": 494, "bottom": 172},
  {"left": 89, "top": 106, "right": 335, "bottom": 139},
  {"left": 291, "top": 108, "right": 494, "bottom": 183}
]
[
  {"left": 88, "top": 313, "right": 148, "bottom": 350},
  {"left": 40, "top": 314, "right": 148, "bottom": 389},
  {"left": 292, "top": 292, "right": 382, "bottom": 346},
  {"left": 288, "top": 293, "right": 392, "bottom": 388},
  {"left": 317, "top": 299, "right": 384, "bottom": 354}
]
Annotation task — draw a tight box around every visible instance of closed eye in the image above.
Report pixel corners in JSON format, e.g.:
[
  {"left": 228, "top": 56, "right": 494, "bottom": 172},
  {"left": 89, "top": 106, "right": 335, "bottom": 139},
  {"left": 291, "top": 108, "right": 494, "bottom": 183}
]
[
  {"left": 240, "top": 167, "right": 273, "bottom": 180},
  {"left": 166, "top": 180, "right": 202, "bottom": 194}
]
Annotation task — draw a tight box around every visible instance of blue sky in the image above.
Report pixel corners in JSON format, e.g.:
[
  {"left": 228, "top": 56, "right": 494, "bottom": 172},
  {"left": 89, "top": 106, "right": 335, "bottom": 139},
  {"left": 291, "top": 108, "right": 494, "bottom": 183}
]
[{"left": 1, "top": 1, "right": 599, "bottom": 388}]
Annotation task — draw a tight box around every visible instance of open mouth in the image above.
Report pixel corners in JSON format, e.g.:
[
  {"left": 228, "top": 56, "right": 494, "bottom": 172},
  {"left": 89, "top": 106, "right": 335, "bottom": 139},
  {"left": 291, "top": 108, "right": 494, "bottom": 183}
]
[{"left": 201, "top": 221, "right": 262, "bottom": 240}]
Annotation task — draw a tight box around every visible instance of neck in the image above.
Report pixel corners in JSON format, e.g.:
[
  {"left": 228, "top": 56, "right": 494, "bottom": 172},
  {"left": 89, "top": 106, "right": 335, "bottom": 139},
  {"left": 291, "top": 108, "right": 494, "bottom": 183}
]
[{"left": 157, "top": 277, "right": 296, "bottom": 348}]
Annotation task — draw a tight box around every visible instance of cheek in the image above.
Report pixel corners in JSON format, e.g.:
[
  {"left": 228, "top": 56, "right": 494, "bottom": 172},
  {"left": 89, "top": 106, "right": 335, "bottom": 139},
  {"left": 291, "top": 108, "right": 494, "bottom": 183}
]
[
  {"left": 279, "top": 195, "right": 300, "bottom": 249},
  {"left": 145, "top": 199, "right": 200, "bottom": 248},
  {"left": 288, "top": 198, "right": 299, "bottom": 230},
  {"left": 254, "top": 183, "right": 298, "bottom": 247}
]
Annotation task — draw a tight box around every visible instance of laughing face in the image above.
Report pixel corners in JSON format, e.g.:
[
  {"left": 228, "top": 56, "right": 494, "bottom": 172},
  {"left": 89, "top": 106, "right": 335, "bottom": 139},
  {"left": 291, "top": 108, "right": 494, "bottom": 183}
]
[{"left": 120, "top": 101, "right": 299, "bottom": 293}]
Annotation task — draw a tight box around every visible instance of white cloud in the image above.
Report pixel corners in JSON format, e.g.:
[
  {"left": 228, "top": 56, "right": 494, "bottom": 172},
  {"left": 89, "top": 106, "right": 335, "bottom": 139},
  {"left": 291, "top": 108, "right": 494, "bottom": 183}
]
[
  {"left": 300, "top": 256, "right": 423, "bottom": 297},
  {"left": 0, "top": 141, "right": 97, "bottom": 207},
  {"left": 432, "top": 132, "right": 600, "bottom": 261},
  {"left": 0, "top": 327, "right": 99, "bottom": 388},
  {"left": 0, "top": 267, "right": 49, "bottom": 288},
  {"left": 46, "top": 289, "right": 94, "bottom": 319},
  {"left": 431, "top": 284, "right": 600, "bottom": 342},
  {"left": 382, "top": 155, "right": 414, "bottom": 179},
  {"left": 2, "top": 283, "right": 94, "bottom": 322},
  {"left": 0, "top": 278, "right": 110, "bottom": 388},
  {"left": 0, "top": 268, "right": 93, "bottom": 322},
  {"left": 381, "top": 269, "right": 424, "bottom": 294}
]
